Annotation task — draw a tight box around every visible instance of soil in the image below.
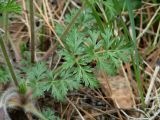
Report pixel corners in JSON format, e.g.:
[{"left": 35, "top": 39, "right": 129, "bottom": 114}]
[{"left": 8, "top": 108, "right": 28, "bottom": 120}]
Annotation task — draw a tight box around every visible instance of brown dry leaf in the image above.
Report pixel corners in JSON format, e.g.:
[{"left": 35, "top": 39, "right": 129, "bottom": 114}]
[{"left": 98, "top": 73, "right": 133, "bottom": 109}]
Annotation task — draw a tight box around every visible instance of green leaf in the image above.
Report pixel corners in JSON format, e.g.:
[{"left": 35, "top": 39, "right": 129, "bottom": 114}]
[
  {"left": 46, "top": 78, "right": 80, "bottom": 101},
  {"left": 0, "top": 0, "right": 21, "bottom": 13},
  {"left": 60, "top": 50, "right": 75, "bottom": 70},
  {"left": 101, "top": 29, "right": 113, "bottom": 49},
  {"left": 28, "top": 80, "right": 46, "bottom": 97},
  {"left": 65, "top": 28, "right": 84, "bottom": 55},
  {"left": 18, "top": 82, "right": 27, "bottom": 94},
  {"left": 26, "top": 62, "right": 48, "bottom": 81},
  {"left": 25, "top": 62, "right": 49, "bottom": 97},
  {"left": 0, "top": 66, "right": 10, "bottom": 83},
  {"left": 97, "top": 58, "right": 116, "bottom": 75},
  {"left": 42, "top": 108, "right": 61, "bottom": 120},
  {"left": 74, "top": 66, "right": 99, "bottom": 88}
]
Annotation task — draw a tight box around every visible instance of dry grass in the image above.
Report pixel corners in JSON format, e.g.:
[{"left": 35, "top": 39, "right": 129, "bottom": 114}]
[{"left": 0, "top": 0, "right": 160, "bottom": 119}]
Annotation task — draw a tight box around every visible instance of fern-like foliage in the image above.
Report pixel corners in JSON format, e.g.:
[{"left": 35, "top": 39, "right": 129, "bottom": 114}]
[
  {"left": 58, "top": 28, "right": 99, "bottom": 88},
  {"left": 0, "top": 0, "right": 21, "bottom": 13},
  {"left": 0, "top": 5, "right": 133, "bottom": 102},
  {"left": 58, "top": 26, "right": 132, "bottom": 85},
  {"left": 42, "top": 108, "right": 61, "bottom": 120},
  {"left": 26, "top": 62, "right": 49, "bottom": 97},
  {"left": 55, "top": 7, "right": 132, "bottom": 96},
  {"left": 20, "top": 61, "right": 80, "bottom": 100},
  {"left": 0, "top": 66, "right": 10, "bottom": 83}
]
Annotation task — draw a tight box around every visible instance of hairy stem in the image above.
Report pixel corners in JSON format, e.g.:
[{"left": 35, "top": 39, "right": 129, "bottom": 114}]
[
  {"left": 1, "top": 11, "right": 19, "bottom": 87},
  {"left": 29, "top": 0, "right": 35, "bottom": 63},
  {"left": 0, "top": 35, "right": 19, "bottom": 87},
  {"left": 3, "top": 12, "right": 9, "bottom": 45}
]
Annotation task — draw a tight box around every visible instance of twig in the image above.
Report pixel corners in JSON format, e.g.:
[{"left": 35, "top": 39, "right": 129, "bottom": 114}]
[
  {"left": 153, "top": 22, "right": 160, "bottom": 46},
  {"left": 41, "top": 5, "right": 84, "bottom": 60},
  {"left": 145, "top": 60, "right": 160, "bottom": 105},
  {"left": 45, "top": 0, "right": 55, "bottom": 27},
  {"left": 53, "top": 55, "right": 61, "bottom": 70},
  {"left": 34, "top": 1, "right": 65, "bottom": 48},
  {"left": 121, "top": 62, "right": 136, "bottom": 108},
  {"left": 66, "top": 97, "right": 85, "bottom": 120},
  {"left": 22, "top": 0, "right": 30, "bottom": 36},
  {"left": 59, "top": 0, "right": 71, "bottom": 21},
  {"left": 137, "top": 6, "right": 160, "bottom": 40},
  {"left": 150, "top": 109, "right": 160, "bottom": 120},
  {"left": 135, "top": 27, "right": 160, "bottom": 36},
  {"left": 78, "top": 106, "right": 96, "bottom": 120},
  {"left": 139, "top": 66, "right": 160, "bottom": 82},
  {"left": 71, "top": 0, "right": 81, "bottom": 8}
]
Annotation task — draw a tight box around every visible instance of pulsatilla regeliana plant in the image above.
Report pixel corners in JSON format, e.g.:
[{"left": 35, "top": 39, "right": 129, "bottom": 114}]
[{"left": 0, "top": 0, "right": 133, "bottom": 119}]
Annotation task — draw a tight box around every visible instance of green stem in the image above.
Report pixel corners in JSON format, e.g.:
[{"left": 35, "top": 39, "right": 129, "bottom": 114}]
[
  {"left": 1, "top": 10, "right": 19, "bottom": 87},
  {"left": 0, "top": 35, "right": 19, "bottom": 87},
  {"left": 3, "top": 12, "right": 9, "bottom": 45},
  {"left": 125, "top": 0, "right": 145, "bottom": 107},
  {"left": 29, "top": 0, "right": 35, "bottom": 63}
]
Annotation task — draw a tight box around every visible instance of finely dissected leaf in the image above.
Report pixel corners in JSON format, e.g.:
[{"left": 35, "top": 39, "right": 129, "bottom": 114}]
[
  {"left": 64, "top": 8, "right": 95, "bottom": 29},
  {"left": 64, "top": 28, "right": 85, "bottom": 55},
  {"left": 50, "top": 83, "right": 64, "bottom": 100},
  {"left": 23, "top": 62, "right": 49, "bottom": 97},
  {"left": 74, "top": 66, "right": 99, "bottom": 88},
  {"left": 55, "top": 23, "right": 64, "bottom": 36},
  {"left": 97, "top": 58, "right": 116, "bottom": 75},
  {"left": 101, "top": 29, "right": 113, "bottom": 49},
  {"left": 28, "top": 80, "right": 46, "bottom": 97},
  {"left": 0, "top": 67, "right": 10, "bottom": 83},
  {"left": 20, "top": 61, "right": 80, "bottom": 100},
  {"left": 0, "top": 0, "right": 21, "bottom": 13},
  {"left": 85, "top": 30, "right": 101, "bottom": 51},
  {"left": 60, "top": 50, "right": 75, "bottom": 70},
  {"left": 12, "top": 4, "right": 133, "bottom": 101},
  {"left": 27, "top": 62, "right": 48, "bottom": 81},
  {"left": 57, "top": 11, "right": 132, "bottom": 89},
  {"left": 42, "top": 108, "right": 61, "bottom": 120},
  {"left": 82, "top": 71, "right": 98, "bottom": 88},
  {"left": 46, "top": 78, "right": 80, "bottom": 101}
]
